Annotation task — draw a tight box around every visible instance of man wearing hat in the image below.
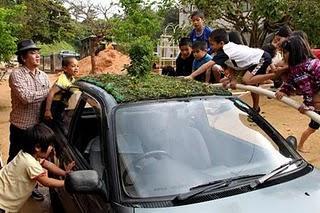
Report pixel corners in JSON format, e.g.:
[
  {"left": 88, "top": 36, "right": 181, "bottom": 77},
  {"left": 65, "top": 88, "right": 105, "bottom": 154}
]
[{"left": 8, "top": 39, "right": 50, "bottom": 200}]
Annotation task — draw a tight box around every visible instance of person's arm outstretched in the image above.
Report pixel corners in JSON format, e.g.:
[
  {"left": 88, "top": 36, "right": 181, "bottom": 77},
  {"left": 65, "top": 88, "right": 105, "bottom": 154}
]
[
  {"left": 185, "top": 60, "right": 216, "bottom": 79},
  {"left": 35, "top": 175, "right": 64, "bottom": 188},
  {"left": 44, "top": 85, "right": 61, "bottom": 120},
  {"left": 42, "top": 159, "right": 75, "bottom": 177}
]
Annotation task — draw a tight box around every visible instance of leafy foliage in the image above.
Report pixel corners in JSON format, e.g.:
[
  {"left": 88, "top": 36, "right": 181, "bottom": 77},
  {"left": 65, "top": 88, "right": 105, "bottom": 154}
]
[
  {"left": 127, "top": 37, "right": 154, "bottom": 77},
  {"left": 290, "top": 0, "right": 320, "bottom": 47},
  {"left": 16, "top": 0, "right": 74, "bottom": 44},
  {"left": 111, "top": 2, "right": 162, "bottom": 45},
  {"left": 81, "top": 74, "right": 231, "bottom": 103},
  {"left": 0, "top": 5, "right": 25, "bottom": 62}
]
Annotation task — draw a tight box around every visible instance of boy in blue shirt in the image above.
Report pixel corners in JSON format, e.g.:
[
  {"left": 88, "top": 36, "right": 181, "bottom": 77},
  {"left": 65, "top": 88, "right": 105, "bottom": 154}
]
[
  {"left": 189, "top": 11, "right": 213, "bottom": 54},
  {"left": 192, "top": 40, "right": 212, "bottom": 82}
]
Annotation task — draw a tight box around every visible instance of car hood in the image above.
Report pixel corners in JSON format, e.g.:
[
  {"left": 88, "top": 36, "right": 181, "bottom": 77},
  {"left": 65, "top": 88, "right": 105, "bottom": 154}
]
[{"left": 135, "top": 169, "right": 320, "bottom": 213}]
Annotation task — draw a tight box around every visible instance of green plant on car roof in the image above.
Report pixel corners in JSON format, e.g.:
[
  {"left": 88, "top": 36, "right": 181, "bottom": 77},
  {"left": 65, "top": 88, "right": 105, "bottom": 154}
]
[
  {"left": 80, "top": 35, "right": 230, "bottom": 103},
  {"left": 81, "top": 74, "right": 231, "bottom": 103}
]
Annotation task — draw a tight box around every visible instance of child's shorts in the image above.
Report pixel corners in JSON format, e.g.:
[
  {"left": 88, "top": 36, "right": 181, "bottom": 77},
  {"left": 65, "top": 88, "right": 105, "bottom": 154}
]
[
  {"left": 309, "top": 111, "right": 320, "bottom": 130},
  {"left": 248, "top": 51, "right": 272, "bottom": 75}
]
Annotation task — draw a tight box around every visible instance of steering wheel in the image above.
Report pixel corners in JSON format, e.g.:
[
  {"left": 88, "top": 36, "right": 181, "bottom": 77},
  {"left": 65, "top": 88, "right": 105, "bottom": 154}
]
[
  {"left": 133, "top": 150, "right": 171, "bottom": 170},
  {"left": 122, "top": 150, "right": 172, "bottom": 187}
]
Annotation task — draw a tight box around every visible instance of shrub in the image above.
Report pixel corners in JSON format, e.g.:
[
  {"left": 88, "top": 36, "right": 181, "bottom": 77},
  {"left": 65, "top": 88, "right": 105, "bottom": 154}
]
[{"left": 127, "top": 36, "right": 154, "bottom": 77}]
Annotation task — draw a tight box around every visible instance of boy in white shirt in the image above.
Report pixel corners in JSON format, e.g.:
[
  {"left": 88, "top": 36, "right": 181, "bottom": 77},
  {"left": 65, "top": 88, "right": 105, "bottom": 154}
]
[
  {"left": 186, "top": 28, "right": 275, "bottom": 112},
  {"left": 0, "top": 123, "right": 75, "bottom": 212}
]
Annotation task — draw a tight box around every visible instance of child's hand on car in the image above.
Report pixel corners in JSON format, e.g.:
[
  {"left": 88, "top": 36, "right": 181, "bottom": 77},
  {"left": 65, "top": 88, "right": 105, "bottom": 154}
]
[
  {"left": 64, "top": 161, "right": 76, "bottom": 174},
  {"left": 184, "top": 75, "right": 194, "bottom": 80},
  {"left": 229, "top": 80, "right": 237, "bottom": 89},
  {"left": 220, "top": 77, "right": 230, "bottom": 88}
]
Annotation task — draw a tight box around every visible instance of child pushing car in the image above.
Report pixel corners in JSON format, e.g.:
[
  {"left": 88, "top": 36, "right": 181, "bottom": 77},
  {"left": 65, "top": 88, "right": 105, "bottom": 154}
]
[{"left": 0, "top": 123, "right": 75, "bottom": 212}]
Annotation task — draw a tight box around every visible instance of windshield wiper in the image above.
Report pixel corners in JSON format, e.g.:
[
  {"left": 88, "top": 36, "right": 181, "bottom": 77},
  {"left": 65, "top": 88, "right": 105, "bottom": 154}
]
[
  {"left": 250, "top": 158, "right": 304, "bottom": 188},
  {"left": 173, "top": 180, "right": 230, "bottom": 202},
  {"left": 173, "top": 174, "right": 263, "bottom": 202}
]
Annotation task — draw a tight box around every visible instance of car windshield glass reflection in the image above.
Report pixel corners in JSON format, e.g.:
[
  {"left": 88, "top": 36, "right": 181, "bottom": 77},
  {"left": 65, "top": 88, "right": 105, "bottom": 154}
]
[{"left": 115, "top": 98, "right": 294, "bottom": 198}]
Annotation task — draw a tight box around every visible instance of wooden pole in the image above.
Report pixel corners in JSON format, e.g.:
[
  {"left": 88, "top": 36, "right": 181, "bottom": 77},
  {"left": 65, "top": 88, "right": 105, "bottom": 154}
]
[{"left": 211, "top": 83, "right": 320, "bottom": 124}]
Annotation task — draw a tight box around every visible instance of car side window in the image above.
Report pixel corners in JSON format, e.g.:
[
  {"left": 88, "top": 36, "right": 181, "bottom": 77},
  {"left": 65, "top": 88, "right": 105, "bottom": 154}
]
[{"left": 70, "top": 94, "right": 104, "bottom": 175}]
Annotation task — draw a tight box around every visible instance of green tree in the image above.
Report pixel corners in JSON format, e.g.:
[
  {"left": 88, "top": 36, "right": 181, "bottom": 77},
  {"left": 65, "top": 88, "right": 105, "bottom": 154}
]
[
  {"left": 112, "top": 1, "right": 162, "bottom": 45},
  {"left": 0, "top": 5, "right": 25, "bottom": 62},
  {"left": 16, "top": 0, "right": 74, "bottom": 43},
  {"left": 127, "top": 36, "right": 154, "bottom": 77},
  {"left": 180, "top": 0, "right": 320, "bottom": 47},
  {"left": 290, "top": 0, "right": 320, "bottom": 47}
]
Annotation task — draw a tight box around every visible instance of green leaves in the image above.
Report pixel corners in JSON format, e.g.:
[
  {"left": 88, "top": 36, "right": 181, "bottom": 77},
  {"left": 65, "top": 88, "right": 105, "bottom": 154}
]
[
  {"left": 16, "top": 0, "right": 73, "bottom": 44},
  {"left": 0, "top": 5, "right": 25, "bottom": 62},
  {"left": 127, "top": 37, "right": 154, "bottom": 77},
  {"left": 111, "top": 3, "right": 162, "bottom": 45},
  {"left": 81, "top": 74, "right": 231, "bottom": 103}
]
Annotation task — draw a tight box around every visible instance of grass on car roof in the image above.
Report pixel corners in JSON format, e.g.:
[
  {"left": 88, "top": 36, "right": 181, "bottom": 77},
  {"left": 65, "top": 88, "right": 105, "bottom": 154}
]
[{"left": 80, "top": 73, "right": 231, "bottom": 103}]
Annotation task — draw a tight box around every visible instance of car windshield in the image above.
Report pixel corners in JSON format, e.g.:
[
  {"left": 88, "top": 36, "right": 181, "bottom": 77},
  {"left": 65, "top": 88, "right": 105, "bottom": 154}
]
[{"left": 115, "top": 97, "right": 296, "bottom": 198}]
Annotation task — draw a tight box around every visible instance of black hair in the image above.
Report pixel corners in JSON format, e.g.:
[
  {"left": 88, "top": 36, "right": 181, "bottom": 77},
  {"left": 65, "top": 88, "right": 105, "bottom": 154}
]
[
  {"left": 192, "top": 40, "right": 207, "bottom": 51},
  {"left": 152, "top": 63, "right": 158, "bottom": 69},
  {"left": 178, "top": 37, "right": 192, "bottom": 47},
  {"left": 22, "top": 123, "right": 55, "bottom": 154},
  {"left": 17, "top": 49, "right": 37, "bottom": 65},
  {"left": 262, "top": 44, "right": 277, "bottom": 59},
  {"left": 281, "top": 36, "right": 311, "bottom": 66},
  {"left": 228, "top": 31, "right": 244, "bottom": 45},
  {"left": 210, "top": 28, "right": 229, "bottom": 44},
  {"left": 162, "top": 65, "right": 176, "bottom": 76},
  {"left": 275, "top": 25, "right": 292, "bottom": 38},
  {"left": 62, "top": 56, "right": 76, "bottom": 67},
  {"left": 17, "top": 53, "right": 27, "bottom": 65},
  {"left": 190, "top": 11, "right": 205, "bottom": 19},
  {"left": 291, "top": 30, "right": 315, "bottom": 59}
]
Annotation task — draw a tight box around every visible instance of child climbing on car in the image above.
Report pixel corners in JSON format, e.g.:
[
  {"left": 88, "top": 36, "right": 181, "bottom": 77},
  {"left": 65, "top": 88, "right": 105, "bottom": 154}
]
[
  {"left": 275, "top": 35, "right": 320, "bottom": 152},
  {"left": 185, "top": 28, "right": 275, "bottom": 112},
  {"left": 191, "top": 40, "right": 213, "bottom": 82},
  {"left": 0, "top": 123, "right": 75, "bottom": 212},
  {"left": 44, "top": 56, "right": 79, "bottom": 120}
]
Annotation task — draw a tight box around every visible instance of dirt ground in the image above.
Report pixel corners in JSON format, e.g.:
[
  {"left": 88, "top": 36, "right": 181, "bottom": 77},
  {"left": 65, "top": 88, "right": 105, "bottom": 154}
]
[{"left": 0, "top": 73, "right": 320, "bottom": 212}]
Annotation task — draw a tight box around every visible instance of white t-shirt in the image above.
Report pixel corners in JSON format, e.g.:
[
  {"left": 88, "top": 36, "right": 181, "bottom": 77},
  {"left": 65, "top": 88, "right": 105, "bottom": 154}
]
[
  {"left": 0, "top": 151, "right": 45, "bottom": 212},
  {"left": 219, "top": 42, "right": 264, "bottom": 70}
]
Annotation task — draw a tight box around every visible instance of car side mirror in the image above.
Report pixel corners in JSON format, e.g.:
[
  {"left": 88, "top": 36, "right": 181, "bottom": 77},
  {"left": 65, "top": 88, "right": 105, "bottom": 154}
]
[
  {"left": 286, "top": 136, "right": 297, "bottom": 150},
  {"left": 65, "top": 170, "right": 108, "bottom": 199}
]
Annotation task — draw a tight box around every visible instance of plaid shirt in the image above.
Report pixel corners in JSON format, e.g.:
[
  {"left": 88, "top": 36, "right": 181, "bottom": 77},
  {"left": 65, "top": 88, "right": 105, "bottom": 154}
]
[
  {"left": 280, "top": 59, "right": 320, "bottom": 106},
  {"left": 9, "top": 66, "right": 50, "bottom": 129}
]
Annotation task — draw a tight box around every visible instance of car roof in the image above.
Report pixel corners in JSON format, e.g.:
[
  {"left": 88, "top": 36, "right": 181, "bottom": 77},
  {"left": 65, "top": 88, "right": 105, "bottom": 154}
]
[{"left": 79, "top": 74, "right": 231, "bottom": 103}]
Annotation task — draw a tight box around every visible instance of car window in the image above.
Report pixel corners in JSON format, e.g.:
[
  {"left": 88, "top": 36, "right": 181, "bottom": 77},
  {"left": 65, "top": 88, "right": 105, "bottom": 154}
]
[{"left": 71, "top": 94, "right": 104, "bottom": 176}]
